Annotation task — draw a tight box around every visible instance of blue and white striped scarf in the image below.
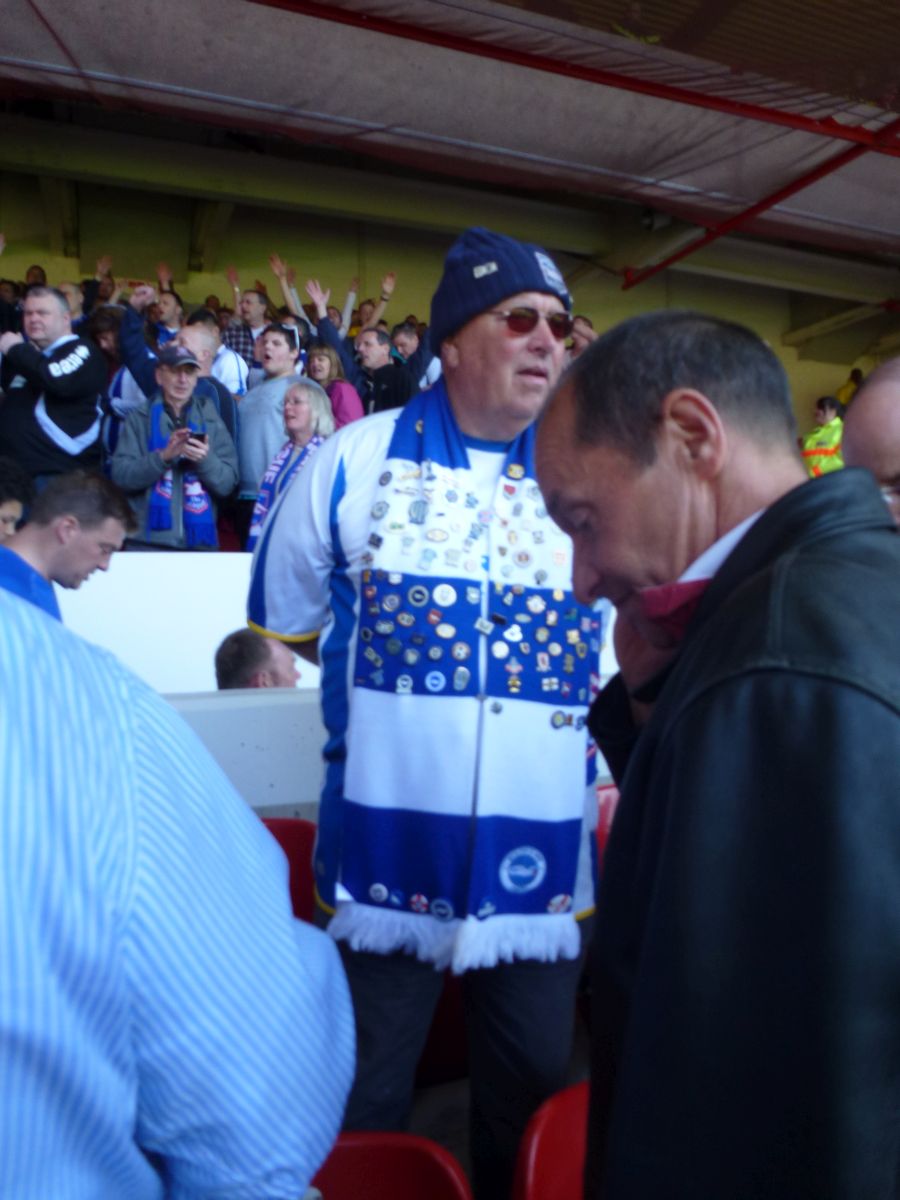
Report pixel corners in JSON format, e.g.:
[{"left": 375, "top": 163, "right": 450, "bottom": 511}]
[
  {"left": 246, "top": 436, "right": 323, "bottom": 552},
  {"left": 327, "top": 383, "right": 604, "bottom": 971}
]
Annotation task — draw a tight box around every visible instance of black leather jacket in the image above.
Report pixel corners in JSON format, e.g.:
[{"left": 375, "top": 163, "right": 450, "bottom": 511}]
[{"left": 587, "top": 469, "right": 900, "bottom": 1199}]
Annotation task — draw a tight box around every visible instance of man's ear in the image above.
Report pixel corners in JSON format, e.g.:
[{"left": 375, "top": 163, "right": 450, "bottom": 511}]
[
  {"left": 441, "top": 337, "right": 459, "bottom": 371},
  {"left": 660, "top": 388, "right": 727, "bottom": 479},
  {"left": 249, "top": 669, "right": 272, "bottom": 689},
  {"left": 53, "top": 514, "right": 80, "bottom": 545}
]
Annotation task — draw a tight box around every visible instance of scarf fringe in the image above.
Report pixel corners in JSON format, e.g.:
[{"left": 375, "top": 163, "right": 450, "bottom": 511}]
[{"left": 328, "top": 904, "right": 580, "bottom": 972}]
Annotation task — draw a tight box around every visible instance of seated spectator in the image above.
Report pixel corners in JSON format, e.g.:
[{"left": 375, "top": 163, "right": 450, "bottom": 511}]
[
  {"left": 24, "top": 264, "right": 47, "bottom": 287},
  {"left": 801, "top": 394, "right": 844, "bottom": 477},
  {"left": 215, "top": 627, "right": 301, "bottom": 688},
  {"left": 305, "top": 340, "right": 364, "bottom": 429},
  {"left": 0, "top": 470, "right": 133, "bottom": 620},
  {"left": 111, "top": 344, "right": 238, "bottom": 550},
  {"left": 0, "top": 586, "right": 353, "bottom": 1196},
  {"left": 0, "top": 455, "right": 34, "bottom": 542},
  {"left": 0, "top": 286, "right": 108, "bottom": 485},
  {"left": 246, "top": 378, "right": 334, "bottom": 552}
]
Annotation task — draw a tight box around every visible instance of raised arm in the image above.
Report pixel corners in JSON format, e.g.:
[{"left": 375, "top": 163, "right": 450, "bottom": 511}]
[
  {"left": 339, "top": 276, "right": 358, "bottom": 337},
  {"left": 225, "top": 264, "right": 241, "bottom": 312},
  {"left": 363, "top": 270, "right": 396, "bottom": 330},
  {"left": 156, "top": 261, "right": 174, "bottom": 295}
]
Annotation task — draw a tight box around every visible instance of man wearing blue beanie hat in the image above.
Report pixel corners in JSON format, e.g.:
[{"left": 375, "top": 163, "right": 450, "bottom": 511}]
[
  {"left": 430, "top": 226, "right": 572, "bottom": 349},
  {"left": 249, "top": 226, "right": 604, "bottom": 1200}
]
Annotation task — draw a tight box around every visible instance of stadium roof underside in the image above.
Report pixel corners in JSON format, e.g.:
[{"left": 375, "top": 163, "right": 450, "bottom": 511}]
[{"left": 4, "top": 0, "right": 900, "bottom": 355}]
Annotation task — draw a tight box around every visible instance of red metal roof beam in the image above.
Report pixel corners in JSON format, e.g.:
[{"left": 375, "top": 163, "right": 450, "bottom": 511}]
[
  {"left": 249, "top": 0, "right": 900, "bottom": 158},
  {"left": 621, "top": 113, "right": 900, "bottom": 290}
]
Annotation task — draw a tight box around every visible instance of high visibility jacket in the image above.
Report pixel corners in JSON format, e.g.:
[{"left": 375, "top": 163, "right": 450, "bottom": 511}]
[{"left": 802, "top": 415, "right": 844, "bottom": 477}]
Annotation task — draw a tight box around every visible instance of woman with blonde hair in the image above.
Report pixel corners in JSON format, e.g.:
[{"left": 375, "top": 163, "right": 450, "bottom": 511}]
[
  {"left": 306, "top": 340, "right": 364, "bottom": 429},
  {"left": 246, "top": 379, "right": 335, "bottom": 552}
]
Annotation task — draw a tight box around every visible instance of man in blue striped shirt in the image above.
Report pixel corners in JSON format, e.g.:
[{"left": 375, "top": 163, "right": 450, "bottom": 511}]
[{"left": 0, "top": 589, "right": 354, "bottom": 1198}]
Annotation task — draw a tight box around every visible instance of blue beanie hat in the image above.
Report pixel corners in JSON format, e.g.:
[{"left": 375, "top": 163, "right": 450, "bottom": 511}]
[{"left": 430, "top": 227, "right": 572, "bottom": 347}]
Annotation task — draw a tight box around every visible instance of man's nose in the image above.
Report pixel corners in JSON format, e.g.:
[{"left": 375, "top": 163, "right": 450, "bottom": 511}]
[
  {"left": 571, "top": 548, "right": 601, "bottom": 608},
  {"left": 527, "top": 315, "right": 558, "bottom": 353}
]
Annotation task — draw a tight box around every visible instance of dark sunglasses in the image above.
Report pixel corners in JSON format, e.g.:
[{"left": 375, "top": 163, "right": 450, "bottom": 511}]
[{"left": 488, "top": 307, "right": 574, "bottom": 341}]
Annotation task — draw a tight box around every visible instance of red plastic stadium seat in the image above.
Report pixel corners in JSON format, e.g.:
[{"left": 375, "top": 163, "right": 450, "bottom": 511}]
[
  {"left": 512, "top": 1080, "right": 588, "bottom": 1200},
  {"left": 262, "top": 815, "right": 470, "bottom": 1085},
  {"left": 313, "top": 1131, "right": 473, "bottom": 1200},
  {"left": 261, "top": 817, "right": 317, "bottom": 923}
]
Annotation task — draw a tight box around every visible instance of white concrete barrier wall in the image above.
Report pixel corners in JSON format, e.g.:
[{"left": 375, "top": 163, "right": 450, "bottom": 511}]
[{"left": 57, "top": 552, "right": 617, "bottom": 811}]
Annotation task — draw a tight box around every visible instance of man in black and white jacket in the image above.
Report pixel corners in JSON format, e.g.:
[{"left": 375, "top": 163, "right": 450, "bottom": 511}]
[{"left": 0, "top": 287, "right": 107, "bottom": 485}]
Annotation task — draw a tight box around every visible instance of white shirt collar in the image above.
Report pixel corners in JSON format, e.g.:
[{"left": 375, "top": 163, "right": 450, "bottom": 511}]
[{"left": 679, "top": 510, "right": 764, "bottom": 583}]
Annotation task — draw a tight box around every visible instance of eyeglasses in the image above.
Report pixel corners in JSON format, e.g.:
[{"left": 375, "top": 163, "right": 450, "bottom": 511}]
[{"left": 487, "top": 307, "right": 574, "bottom": 341}]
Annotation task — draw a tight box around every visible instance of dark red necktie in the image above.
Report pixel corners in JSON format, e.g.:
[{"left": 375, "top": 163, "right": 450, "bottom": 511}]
[{"left": 635, "top": 578, "right": 710, "bottom": 642}]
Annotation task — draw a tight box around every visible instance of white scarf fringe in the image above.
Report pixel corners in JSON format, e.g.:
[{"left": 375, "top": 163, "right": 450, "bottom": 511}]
[{"left": 328, "top": 904, "right": 580, "bottom": 973}]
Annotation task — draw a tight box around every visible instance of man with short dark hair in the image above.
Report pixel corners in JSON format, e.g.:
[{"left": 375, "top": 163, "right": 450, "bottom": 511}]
[
  {"left": 223, "top": 288, "right": 270, "bottom": 368},
  {"left": 306, "top": 281, "right": 417, "bottom": 414},
  {"left": 0, "top": 470, "right": 134, "bottom": 620},
  {"left": 536, "top": 310, "right": 900, "bottom": 1200},
  {"left": 252, "top": 227, "right": 597, "bottom": 1200},
  {"left": 153, "top": 289, "right": 183, "bottom": 347},
  {"left": 111, "top": 344, "right": 238, "bottom": 550},
  {"left": 354, "top": 327, "right": 413, "bottom": 413},
  {"left": 0, "top": 287, "right": 108, "bottom": 482},
  {"left": 801, "top": 393, "right": 843, "bottom": 477},
  {"left": 392, "top": 321, "right": 441, "bottom": 392},
  {"left": 215, "top": 628, "right": 300, "bottom": 689},
  {"left": 234, "top": 322, "right": 303, "bottom": 544}
]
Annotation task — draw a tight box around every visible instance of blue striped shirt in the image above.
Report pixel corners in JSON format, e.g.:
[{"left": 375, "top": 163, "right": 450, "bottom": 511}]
[{"left": 0, "top": 591, "right": 354, "bottom": 1198}]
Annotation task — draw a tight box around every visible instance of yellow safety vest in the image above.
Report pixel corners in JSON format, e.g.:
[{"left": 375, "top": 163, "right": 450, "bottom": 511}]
[{"left": 802, "top": 415, "right": 844, "bottom": 477}]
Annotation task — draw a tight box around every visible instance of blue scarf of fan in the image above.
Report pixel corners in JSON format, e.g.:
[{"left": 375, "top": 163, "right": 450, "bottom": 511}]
[
  {"left": 147, "top": 400, "right": 217, "bottom": 547},
  {"left": 246, "top": 435, "right": 323, "bottom": 552},
  {"left": 325, "top": 382, "right": 602, "bottom": 972}
]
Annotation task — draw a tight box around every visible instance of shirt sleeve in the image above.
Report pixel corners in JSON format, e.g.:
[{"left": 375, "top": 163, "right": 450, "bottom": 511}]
[
  {"left": 5, "top": 339, "right": 108, "bottom": 400},
  {"left": 123, "top": 681, "right": 355, "bottom": 1197}
]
